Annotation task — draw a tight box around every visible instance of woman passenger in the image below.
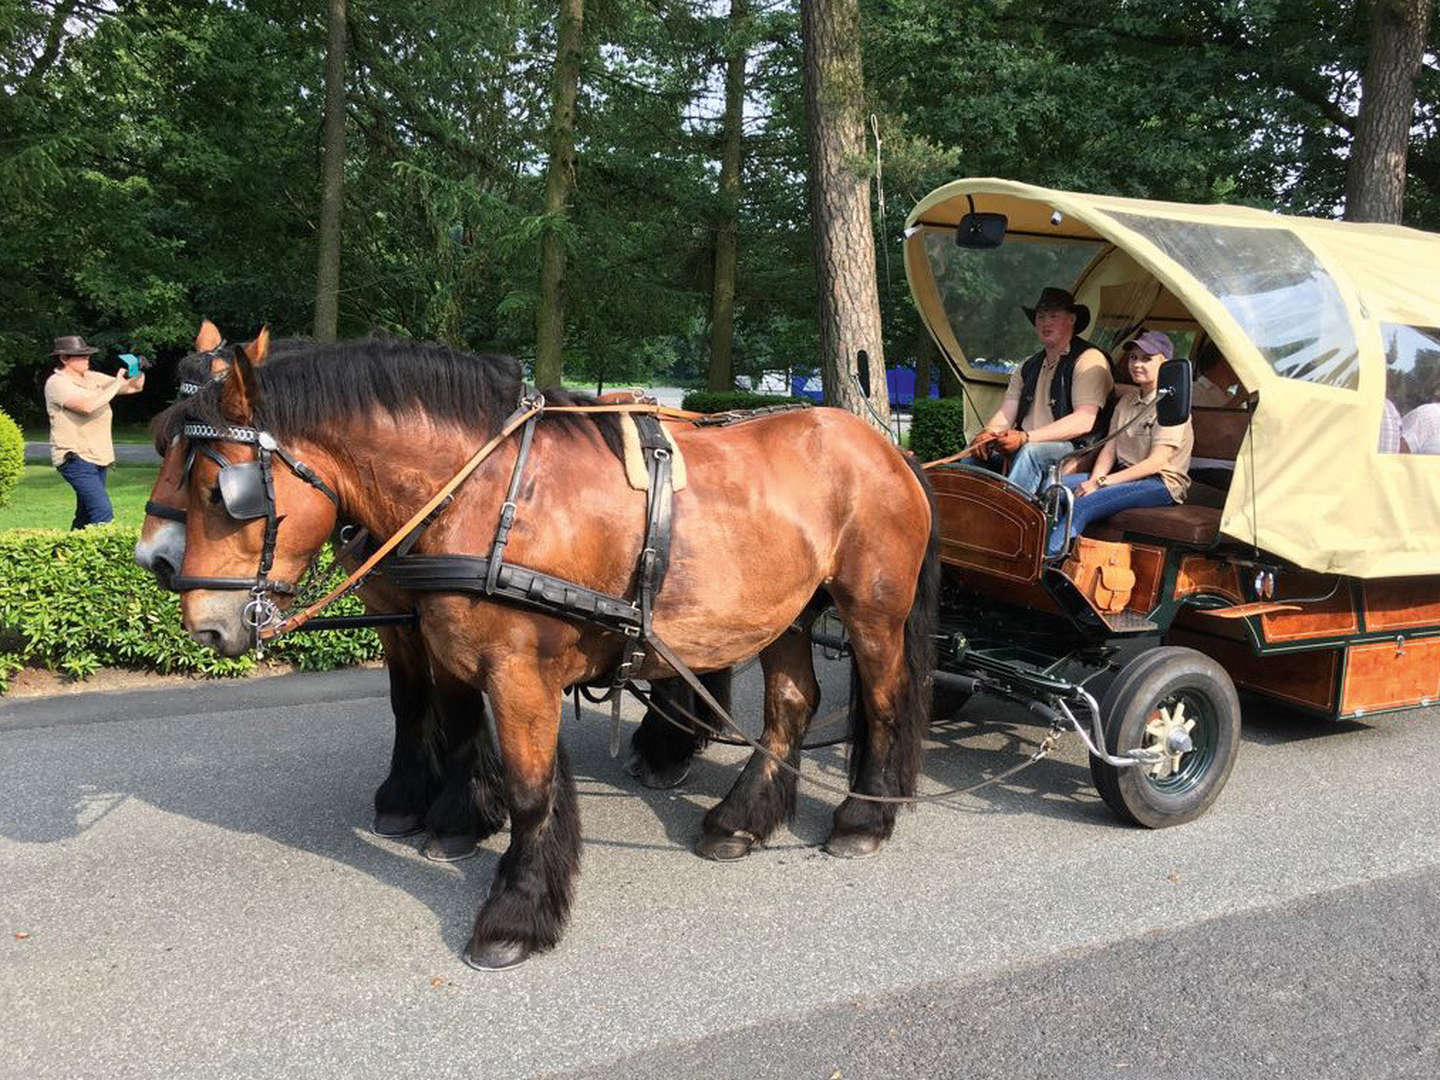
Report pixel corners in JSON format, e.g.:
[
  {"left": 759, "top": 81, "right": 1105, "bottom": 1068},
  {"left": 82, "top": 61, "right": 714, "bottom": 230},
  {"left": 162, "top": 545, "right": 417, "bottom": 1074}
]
[{"left": 1047, "top": 331, "right": 1193, "bottom": 556}]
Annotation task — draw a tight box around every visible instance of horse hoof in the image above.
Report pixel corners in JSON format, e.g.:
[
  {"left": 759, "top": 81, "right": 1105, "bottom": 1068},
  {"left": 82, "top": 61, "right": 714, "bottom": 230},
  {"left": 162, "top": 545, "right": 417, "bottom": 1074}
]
[
  {"left": 823, "top": 832, "right": 884, "bottom": 859},
  {"left": 373, "top": 812, "right": 425, "bottom": 838},
  {"left": 626, "top": 752, "right": 691, "bottom": 790},
  {"left": 695, "top": 830, "right": 757, "bottom": 862},
  {"left": 423, "top": 834, "right": 480, "bottom": 862},
  {"left": 463, "top": 940, "right": 532, "bottom": 971}
]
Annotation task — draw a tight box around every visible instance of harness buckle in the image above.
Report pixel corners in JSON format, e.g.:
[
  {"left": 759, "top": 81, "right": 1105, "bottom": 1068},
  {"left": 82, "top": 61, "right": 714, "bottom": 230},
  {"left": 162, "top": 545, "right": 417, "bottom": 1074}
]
[{"left": 258, "top": 431, "right": 278, "bottom": 451}]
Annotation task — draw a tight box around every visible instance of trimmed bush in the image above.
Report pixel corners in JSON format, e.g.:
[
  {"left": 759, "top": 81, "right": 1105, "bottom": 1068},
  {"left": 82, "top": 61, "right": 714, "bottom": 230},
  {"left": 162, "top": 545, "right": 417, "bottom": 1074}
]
[
  {"left": 0, "top": 407, "right": 23, "bottom": 510},
  {"left": 681, "top": 390, "right": 809, "bottom": 414},
  {"left": 910, "top": 396, "right": 968, "bottom": 464},
  {"left": 0, "top": 524, "right": 381, "bottom": 692}
]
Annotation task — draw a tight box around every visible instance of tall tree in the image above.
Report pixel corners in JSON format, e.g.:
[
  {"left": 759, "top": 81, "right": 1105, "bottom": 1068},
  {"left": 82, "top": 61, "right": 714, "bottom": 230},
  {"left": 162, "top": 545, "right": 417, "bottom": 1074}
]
[
  {"left": 1344, "top": 0, "right": 1434, "bottom": 223},
  {"left": 706, "top": 0, "right": 749, "bottom": 392},
  {"left": 314, "top": 0, "right": 348, "bottom": 340},
  {"left": 535, "top": 0, "right": 585, "bottom": 389},
  {"left": 800, "top": 0, "right": 889, "bottom": 424}
]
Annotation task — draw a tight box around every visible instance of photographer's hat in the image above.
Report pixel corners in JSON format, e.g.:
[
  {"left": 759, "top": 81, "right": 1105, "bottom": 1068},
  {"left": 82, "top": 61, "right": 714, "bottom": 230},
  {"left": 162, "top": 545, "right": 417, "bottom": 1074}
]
[{"left": 51, "top": 335, "right": 98, "bottom": 357}]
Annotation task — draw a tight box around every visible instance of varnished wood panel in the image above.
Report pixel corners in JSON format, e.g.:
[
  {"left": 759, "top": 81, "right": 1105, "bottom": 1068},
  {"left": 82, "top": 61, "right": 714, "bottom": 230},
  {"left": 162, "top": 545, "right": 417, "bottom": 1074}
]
[
  {"left": 1260, "top": 574, "right": 1357, "bottom": 642},
  {"left": 1167, "top": 627, "right": 1340, "bottom": 712},
  {"left": 1340, "top": 638, "right": 1440, "bottom": 714},
  {"left": 1127, "top": 543, "right": 1166, "bottom": 614},
  {"left": 1175, "top": 555, "right": 1244, "bottom": 604},
  {"left": 931, "top": 469, "right": 1046, "bottom": 584},
  {"left": 1363, "top": 578, "right": 1440, "bottom": 632}
]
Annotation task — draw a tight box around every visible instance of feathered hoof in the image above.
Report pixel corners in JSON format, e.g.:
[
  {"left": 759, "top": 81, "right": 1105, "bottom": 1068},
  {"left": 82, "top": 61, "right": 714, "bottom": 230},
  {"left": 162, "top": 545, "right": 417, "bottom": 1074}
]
[
  {"left": 695, "top": 829, "right": 758, "bottom": 862},
  {"left": 625, "top": 751, "right": 691, "bottom": 790},
  {"left": 373, "top": 811, "right": 425, "bottom": 838},
  {"left": 462, "top": 939, "right": 532, "bottom": 972},
  {"left": 423, "top": 833, "right": 480, "bottom": 862},
  {"left": 822, "top": 831, "right": 884, "bottom": 859}
]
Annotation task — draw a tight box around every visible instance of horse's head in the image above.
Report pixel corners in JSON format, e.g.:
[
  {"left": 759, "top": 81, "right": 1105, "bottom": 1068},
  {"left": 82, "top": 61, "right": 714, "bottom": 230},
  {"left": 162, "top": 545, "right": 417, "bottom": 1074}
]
[
  {"left": 135, "top": 319, "right": 241, "bottom": 588},
  {"left": 176, "top": 333, "right": 341, "bottom": 656}
]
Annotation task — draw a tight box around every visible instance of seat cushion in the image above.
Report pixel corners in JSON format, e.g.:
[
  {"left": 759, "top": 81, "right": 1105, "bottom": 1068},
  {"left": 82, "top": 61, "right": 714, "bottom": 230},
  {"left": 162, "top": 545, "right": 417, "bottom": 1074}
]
[{"left": 1085, "top": 504, "right": 1222, "bottom": 546}]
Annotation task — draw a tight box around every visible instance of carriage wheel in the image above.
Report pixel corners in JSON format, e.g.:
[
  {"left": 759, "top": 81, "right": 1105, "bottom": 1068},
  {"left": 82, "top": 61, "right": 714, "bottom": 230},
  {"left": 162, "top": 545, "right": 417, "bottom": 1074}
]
[{"left": 1088, "top": 646, "right": 1241, "bottom": 829}]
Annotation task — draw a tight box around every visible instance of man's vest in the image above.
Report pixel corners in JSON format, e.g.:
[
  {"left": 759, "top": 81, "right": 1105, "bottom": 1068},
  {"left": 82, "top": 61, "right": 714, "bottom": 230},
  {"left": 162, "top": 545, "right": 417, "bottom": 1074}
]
[{"left": 1015, "top": 335, "right": 1106, "bottom": 447}]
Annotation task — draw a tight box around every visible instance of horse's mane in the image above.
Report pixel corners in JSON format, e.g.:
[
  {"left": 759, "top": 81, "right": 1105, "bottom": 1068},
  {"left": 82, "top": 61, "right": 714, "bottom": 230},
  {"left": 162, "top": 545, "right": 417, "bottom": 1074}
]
[{"left": 156, "top": 338, "right": 622, "bottom": 459}]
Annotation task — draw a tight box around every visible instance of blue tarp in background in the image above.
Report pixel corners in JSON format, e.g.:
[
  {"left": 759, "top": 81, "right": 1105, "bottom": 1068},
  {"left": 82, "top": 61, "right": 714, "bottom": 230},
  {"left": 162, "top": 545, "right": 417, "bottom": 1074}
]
[{"left": 789, "top": 368, "right": 940, "bottom": 406}]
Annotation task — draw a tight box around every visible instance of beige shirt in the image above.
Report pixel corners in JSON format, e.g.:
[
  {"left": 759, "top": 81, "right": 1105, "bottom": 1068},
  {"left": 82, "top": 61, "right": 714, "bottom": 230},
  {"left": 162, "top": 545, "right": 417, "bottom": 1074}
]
[
  {"left": 1003, "top": 346, "right": 1114, "bottom": 432},
  {"left": 45, "top": 369, "right": 120, "bottom": 467},
  {"left": 1109, "top": 385, "right": 1194, "bottom": 502}
]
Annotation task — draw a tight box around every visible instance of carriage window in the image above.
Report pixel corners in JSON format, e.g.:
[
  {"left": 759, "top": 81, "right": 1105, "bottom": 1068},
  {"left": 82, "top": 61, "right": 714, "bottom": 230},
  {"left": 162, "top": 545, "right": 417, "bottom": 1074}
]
[
  {"left": 1108, "top": 216, "right": 1360, "bottom": 390},
  {"left": 1381, "top": 323, "right": 1440, "bottom": 455},
  {"left": 922, "top": 229, "right": 1099, "bottom": 376}
]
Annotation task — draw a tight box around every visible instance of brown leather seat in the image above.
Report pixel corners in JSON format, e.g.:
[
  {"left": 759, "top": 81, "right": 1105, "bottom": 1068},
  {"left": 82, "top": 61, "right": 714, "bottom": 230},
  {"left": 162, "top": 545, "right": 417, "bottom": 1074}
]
[{"left": 1085, "top": 504, "right": 1222, "bottom": 546}]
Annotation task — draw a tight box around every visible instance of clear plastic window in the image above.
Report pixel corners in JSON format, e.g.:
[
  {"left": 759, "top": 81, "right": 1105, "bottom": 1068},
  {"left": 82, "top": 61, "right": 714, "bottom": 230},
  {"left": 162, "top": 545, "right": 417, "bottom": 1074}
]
[
  {"left": 921, "top": 229, "right": 1100, "bottom": 376},
  {"left": 1108, "top": 215, "right": 1360, "bottom": 390},
  {"left": 1381, "top": 324, "right": 1440, "bottom": 455}
]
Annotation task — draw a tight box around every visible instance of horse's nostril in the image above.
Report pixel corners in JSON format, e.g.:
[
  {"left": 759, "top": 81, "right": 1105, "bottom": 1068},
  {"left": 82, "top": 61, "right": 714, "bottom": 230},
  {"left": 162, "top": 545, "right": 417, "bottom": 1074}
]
[
  {"left": 190, "top": 628, "right": 222, "bottom": 652},
  {"left": 153, "top": 557, "right": 178, "bottom": 591}
]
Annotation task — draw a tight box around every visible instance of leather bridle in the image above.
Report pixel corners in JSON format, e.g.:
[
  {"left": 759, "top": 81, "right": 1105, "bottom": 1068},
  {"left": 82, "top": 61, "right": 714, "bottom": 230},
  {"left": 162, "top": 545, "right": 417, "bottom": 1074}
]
[{"left": 175, "top": 421, "right": 340, "bottom": 636}]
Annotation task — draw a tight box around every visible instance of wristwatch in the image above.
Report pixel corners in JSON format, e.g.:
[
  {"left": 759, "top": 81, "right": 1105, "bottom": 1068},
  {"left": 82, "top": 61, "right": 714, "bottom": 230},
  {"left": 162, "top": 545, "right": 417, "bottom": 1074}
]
[{"left": 1096, "top": 475, "right": 1109, "bottom": 487}]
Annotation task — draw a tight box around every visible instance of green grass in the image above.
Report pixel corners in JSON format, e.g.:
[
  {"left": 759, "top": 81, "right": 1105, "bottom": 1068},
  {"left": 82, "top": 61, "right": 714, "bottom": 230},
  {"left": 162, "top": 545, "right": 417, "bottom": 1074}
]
[
  {"left": 22, "top": 421, "right": 154, "bottom": 444},
  {"left": 0, "top": 464, "right": 160, "bottom": 532}
]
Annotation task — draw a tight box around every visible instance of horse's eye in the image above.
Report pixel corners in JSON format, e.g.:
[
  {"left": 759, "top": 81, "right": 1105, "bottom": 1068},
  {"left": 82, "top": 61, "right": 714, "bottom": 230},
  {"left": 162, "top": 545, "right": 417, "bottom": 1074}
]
[{"left": 208, "top": 486, "right": 222, "bottom": 505}]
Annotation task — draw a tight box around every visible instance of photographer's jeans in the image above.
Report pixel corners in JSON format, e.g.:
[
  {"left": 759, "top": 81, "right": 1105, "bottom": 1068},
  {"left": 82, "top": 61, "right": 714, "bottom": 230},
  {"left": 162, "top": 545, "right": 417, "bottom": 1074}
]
[{"left": 57, "top": 455, "right": 113, "bottom": 529}]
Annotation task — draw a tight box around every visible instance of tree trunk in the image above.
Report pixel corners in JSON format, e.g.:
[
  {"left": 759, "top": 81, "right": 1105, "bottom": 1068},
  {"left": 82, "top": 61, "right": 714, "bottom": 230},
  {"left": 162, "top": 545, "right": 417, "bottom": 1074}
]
[
  {"left": 313, "top": 0, "right": 347, "bottom": 341},
  {"left": 535, "top": 0, "right": 585, "bottom": 390},
  {"left": 800, "top": 0, "right": 890, "bottom": 425},
  {"left": 706, "top": 0, "right": 748, "bottom": 393},
  {"left": 1344, "top": 0, "right": 1433, "bottom": 224}
]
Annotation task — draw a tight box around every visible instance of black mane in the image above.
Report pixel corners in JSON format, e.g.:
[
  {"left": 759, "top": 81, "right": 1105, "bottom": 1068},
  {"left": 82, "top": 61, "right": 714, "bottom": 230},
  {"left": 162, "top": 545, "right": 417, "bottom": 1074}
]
[{"left": 157, "top": 338, "right": 622, "bottom": 458}]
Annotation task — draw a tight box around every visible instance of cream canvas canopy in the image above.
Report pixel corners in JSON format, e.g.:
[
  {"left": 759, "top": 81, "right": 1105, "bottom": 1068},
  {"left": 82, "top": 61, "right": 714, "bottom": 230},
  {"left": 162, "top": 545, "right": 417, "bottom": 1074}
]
[{"left": 903, "top": 177, "right": 1440, "bottom": 580}]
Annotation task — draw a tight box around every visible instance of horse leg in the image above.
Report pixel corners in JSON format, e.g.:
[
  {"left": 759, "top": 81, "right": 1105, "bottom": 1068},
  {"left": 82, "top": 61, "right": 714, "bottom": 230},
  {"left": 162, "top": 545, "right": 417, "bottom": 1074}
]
[
  {"left": 465, "top": 660, "right": 580, "bottom": 970},
  {"left": 372, "top": 627, "right": 439, "bottom": 837},
  {"left": 696, "top": 631, "right": 818, "bottom": 861},
  {"left": 628, "top": 669, "right": 733, "bottom": 789},
  {"left": 421, "top": 671, "right": 508, "bottom": 862}
]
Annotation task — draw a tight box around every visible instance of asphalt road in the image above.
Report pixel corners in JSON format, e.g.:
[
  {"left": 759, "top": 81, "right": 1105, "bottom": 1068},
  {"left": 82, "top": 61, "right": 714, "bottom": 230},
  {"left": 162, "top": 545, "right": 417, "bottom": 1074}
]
[{"left": 3, "top": 660, "right": 1438, "bottom": 1079}]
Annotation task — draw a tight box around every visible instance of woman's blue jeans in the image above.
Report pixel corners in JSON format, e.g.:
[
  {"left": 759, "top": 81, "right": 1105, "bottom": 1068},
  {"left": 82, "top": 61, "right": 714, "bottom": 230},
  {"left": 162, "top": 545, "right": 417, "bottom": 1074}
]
[
  {"left": 1047, "top": 473, "right": 1173, "bottom": 556},
  {"left": 57, "top": 454, "right": 114, "bottom": 529}
]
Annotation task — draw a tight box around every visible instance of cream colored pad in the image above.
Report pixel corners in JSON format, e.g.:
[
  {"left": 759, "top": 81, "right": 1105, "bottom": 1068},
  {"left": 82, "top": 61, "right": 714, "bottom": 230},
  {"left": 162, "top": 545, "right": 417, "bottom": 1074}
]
[{"left": 621, "top": 416, "right": 688, "bottom": 491}]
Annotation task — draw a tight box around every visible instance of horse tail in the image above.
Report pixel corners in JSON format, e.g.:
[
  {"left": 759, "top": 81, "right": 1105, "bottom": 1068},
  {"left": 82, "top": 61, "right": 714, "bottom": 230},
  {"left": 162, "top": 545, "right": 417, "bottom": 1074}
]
[{"left": 846, "top": 453, "right": 939, "bottom": 809}]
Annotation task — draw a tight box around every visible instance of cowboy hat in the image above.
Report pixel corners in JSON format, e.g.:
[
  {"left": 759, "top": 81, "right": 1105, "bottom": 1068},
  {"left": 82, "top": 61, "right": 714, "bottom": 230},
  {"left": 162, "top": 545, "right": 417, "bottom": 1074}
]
[
  {"left": 51, "top": 334, "right": 99, "bottom": 357},
  {"left": 1021, "top": 287, "right": 1090, "bottom": 334}
]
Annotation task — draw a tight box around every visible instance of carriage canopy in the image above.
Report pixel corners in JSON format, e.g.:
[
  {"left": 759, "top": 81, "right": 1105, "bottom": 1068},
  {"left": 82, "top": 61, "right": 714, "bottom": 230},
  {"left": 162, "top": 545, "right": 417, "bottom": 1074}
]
[{"left": 903, "top": 178, "right": 1440, "bottom": 580}]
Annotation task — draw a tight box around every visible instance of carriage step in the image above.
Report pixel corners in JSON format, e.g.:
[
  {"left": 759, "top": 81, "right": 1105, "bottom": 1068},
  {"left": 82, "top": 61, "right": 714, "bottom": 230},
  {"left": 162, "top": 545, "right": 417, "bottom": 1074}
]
[{"left": 1099, "top": 610, "right": 1159, "bottom": 634}]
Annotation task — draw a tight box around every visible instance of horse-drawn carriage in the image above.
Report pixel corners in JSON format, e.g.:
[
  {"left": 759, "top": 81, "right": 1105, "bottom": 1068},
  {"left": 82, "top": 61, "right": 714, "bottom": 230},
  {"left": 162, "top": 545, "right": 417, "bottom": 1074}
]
[{"left": 904, "top": 178, "right": 1440, "bottom": 828}]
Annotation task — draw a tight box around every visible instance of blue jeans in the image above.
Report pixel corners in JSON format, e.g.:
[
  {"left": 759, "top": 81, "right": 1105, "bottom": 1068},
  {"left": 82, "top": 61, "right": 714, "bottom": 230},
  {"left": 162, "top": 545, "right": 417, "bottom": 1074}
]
[
  {"left": 1006, "top": 439, "right": 1073, "bottom": 494},
  {"left": 57, "top": 454, "right": 113, "bottom": 529},
  {"left": 1047, "top": 473, "right": 1174, "bottom": 556}
]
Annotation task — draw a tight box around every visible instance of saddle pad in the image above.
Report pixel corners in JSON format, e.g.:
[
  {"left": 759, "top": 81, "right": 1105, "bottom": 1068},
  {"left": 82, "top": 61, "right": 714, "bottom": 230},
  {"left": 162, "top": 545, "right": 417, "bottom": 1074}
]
[{"left": 622, "top": 416, "right": 688, "bottom": 492}]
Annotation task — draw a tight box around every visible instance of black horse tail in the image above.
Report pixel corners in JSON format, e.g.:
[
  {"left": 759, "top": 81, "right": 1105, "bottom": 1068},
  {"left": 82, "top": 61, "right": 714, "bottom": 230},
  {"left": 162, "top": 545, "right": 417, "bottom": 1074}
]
[{"left": 845, "top": 453, "right": 939, "bottom": 827}]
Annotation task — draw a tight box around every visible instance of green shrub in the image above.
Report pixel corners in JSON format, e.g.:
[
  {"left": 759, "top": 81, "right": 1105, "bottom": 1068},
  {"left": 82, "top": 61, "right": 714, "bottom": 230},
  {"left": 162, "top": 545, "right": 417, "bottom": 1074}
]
[
  {"left": 0, "top": 524, "right": 382, "bottom": 690},
  {"left": 681, "top": 390, "right": 809, "bottom": 414},
  {"left": 0, "top": 407, "right": 23, "bottom": 510},
  {"left": 910, "top": 396, "right": 968, "bottom": 463}
]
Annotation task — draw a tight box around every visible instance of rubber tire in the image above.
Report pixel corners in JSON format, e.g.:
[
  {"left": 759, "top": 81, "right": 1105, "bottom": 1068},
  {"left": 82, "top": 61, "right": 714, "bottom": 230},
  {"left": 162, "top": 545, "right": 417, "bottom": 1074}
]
[{"left": 1089, "top": 646, "right": 1241, "bottom": 829}]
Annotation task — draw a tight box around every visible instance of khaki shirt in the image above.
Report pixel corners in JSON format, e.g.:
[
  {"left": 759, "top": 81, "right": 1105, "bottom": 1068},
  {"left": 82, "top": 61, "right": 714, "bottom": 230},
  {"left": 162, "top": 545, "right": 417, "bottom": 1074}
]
[
  {"left": 1003, "top": 347, "right": 1113, "bottom": 432},
  {"left": 45, "top": 370, "right": 120, "bottom": 467},
  {"left": 1109, "top": 386, "right": 1193, "bottom": 502}
]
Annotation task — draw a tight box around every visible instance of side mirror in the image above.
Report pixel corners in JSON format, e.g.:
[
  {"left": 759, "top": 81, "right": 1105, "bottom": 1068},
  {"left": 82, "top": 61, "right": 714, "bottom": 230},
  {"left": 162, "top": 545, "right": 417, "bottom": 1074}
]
[
  {"left": 1156, "top": 359, "right": 1192, "bottom": 426},
  {"left": 955, "top": 212, "right": 1007, "bottom": 250},
  {"left": 856, "top": 349, "right": 872, "bottom": 397}
]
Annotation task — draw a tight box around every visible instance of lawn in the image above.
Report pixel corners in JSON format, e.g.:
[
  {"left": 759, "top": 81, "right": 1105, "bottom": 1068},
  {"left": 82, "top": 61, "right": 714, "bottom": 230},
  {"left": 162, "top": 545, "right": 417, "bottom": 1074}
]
[{"left": 0, "top": 464, "right": 160, "bottom": 531}]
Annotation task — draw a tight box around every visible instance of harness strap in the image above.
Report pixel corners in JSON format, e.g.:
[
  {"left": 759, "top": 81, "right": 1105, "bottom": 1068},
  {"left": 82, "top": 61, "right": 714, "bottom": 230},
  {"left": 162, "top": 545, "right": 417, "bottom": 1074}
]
[
  {"left": 144, "top": 499, "right": 187, "bottom": 523},
  {"left": 485, "top": 415, "right": 538, "bottom": 596}
]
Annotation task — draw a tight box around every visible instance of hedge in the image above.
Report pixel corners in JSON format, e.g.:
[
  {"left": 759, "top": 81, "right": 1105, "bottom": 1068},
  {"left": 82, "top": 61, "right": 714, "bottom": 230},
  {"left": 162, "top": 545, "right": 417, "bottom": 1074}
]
[
  {"left": 0, "top": 524, "right": 382, "bottom": 693},
  {"left": 909, "top": 396, "right": 968, "bottom": 464},
  {"left": 0, "top": 407, "right": 23, "bottom": 510},
  {"left": 681, "top": 390, "right": 810, "bottom": 413}
]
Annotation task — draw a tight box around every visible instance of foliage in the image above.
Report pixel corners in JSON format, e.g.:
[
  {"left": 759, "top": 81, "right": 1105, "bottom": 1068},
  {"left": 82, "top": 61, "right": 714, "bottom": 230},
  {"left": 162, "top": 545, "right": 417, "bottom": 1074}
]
[
  {"left": 680, "top": 390, "right": 810, "bottom": 413},
  {"left": 0, "top": 524, "right": 380, "bottom": 691},
  {"left": 909, "top": 396, "right": 967, "bottom": 464},
  {"left": 0, "top": 407, "right": 22, "bottom": 509}
]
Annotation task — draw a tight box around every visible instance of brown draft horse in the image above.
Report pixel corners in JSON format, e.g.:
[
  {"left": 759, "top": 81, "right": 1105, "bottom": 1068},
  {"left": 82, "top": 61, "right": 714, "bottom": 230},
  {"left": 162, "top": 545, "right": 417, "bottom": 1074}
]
[
  {"left": 138, "top": 327, "right": 718, "bottom": 859},
  {"left": 164, "top": 338, "right": 938, "bottom": 969}
]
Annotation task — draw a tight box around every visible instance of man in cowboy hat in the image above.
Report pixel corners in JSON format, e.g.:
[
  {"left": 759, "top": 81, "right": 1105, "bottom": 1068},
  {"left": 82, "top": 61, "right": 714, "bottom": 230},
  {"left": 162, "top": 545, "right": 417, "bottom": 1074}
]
[
  {"left": 43, "top": 334, "right": 145, "bottom": 529},
  {"left": 970, "top": 286, "right": 1113, "bottom": 493}
]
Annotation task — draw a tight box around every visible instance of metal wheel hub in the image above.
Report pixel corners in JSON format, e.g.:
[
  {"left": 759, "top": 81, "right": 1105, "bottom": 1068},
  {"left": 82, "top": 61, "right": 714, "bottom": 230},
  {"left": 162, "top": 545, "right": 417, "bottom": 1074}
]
[{"left": 1142, "top": 700, "right": 1196, "bottom": 780}]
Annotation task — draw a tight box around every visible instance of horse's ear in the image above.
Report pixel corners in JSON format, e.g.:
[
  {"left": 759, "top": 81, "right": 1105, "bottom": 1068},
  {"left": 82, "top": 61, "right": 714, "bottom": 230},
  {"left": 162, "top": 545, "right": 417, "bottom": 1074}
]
[
  {"left": 196, "top": 318, "right": 222, "bottom": 352},
  {"left": 221, "top": 345, "right": 261, "bottom": 423},
  {"left": 242, "top": 326, "right": 271, "bottom": 364}
]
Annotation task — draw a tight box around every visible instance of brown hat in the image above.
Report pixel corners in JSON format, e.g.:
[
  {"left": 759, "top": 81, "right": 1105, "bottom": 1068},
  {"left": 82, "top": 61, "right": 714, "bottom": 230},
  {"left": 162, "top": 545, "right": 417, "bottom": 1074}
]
[
  {"left": 1021, "top": 287, "right": 1090, "bottom": 334},
  {"left": 51, "top": 335, "right": 99, "bottom": 357}
]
